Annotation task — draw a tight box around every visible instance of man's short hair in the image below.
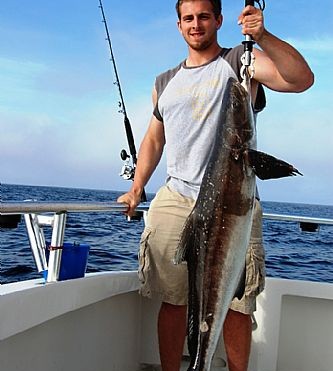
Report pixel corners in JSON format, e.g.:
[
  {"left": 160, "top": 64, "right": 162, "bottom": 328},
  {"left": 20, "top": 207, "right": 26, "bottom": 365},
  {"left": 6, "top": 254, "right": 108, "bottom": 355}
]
[{"left": 175, "top": 0, "right": 222, "bottom": 20}]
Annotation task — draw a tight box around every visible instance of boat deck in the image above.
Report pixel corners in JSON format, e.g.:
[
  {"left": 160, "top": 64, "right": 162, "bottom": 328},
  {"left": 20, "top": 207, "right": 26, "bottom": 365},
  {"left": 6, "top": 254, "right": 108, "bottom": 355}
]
[{"left": 141, "top": 357, "right": 227, "bottom": 370}]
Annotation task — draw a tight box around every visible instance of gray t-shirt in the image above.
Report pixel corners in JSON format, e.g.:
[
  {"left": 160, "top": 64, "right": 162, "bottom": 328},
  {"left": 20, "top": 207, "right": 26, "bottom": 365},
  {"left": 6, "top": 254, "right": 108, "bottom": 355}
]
[{"left": 154, "top": 45, "right": 265, "bottom": 199}]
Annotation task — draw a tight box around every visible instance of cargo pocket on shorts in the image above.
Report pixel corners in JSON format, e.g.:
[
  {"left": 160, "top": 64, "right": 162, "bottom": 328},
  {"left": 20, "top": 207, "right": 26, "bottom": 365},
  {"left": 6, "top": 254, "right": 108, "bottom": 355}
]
[
  {"left": 138, "top": 227, "right": 153, "bottom": 286},
  {"left": 244, "top": 243, "right": 266, "bottom": 297}
]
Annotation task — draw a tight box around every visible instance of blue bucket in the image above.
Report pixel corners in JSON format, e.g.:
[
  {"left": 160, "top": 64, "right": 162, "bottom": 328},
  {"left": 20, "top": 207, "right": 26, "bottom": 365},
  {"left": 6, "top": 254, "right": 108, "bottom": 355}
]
[
  {"left": 42, "top": 242, "right": 90, "bottom": 281},
  {"left": 43, "top": 243, "right": 90, "bottom": 281},
  {"left": 58, "top": 242, "right": 90, "bottom": 281}
]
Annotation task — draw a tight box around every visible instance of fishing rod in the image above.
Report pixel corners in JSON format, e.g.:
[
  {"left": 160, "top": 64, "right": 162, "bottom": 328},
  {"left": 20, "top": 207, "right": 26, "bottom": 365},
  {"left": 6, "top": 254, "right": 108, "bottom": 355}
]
[{"left": 98, "top": 0, "right": 147, "bottom": 203}]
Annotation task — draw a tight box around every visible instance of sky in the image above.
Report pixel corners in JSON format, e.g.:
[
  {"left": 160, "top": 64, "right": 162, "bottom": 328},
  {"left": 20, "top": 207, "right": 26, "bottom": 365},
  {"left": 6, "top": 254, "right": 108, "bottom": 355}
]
[{"left": 0, "top": 0, "right": 332, "bottom": 205}]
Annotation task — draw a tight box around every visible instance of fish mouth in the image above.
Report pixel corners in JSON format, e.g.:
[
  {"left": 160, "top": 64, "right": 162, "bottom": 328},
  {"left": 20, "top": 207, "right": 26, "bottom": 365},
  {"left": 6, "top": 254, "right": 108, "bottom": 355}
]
[{"left": 230, "top": 80, "right": 248, "bottom": 98}]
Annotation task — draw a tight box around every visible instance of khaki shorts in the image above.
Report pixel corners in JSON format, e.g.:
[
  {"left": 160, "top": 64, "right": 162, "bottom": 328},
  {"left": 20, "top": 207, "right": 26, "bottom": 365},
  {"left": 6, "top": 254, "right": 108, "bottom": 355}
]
[{"left": 138, "top": 185, "right": 265, "bottom": 314}]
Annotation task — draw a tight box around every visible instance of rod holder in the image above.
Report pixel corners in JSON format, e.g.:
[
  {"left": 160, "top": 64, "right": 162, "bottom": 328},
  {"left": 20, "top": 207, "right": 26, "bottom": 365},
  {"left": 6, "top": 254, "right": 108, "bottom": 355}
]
[{"left": 47, "top": 212, "right": 67, "bottom": 282}]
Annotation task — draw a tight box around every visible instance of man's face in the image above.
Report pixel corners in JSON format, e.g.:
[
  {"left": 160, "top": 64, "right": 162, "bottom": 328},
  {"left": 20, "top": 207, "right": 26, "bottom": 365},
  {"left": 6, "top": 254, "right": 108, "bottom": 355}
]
[{"left": 177, "top": 0, "right": 223, "bottom": 51}]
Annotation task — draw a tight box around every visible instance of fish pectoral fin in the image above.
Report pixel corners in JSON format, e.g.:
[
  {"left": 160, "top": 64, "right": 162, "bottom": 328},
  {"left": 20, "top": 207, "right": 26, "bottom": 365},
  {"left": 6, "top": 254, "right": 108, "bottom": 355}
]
[
  {"left": 247, "top": 149, "right": 303, "bottom": 180},
  {"left": 173, "top": 213, "right": 195, "bottom": 264},
  {"left": 173, "top": 243, "right": 188, "bottom": 264}
]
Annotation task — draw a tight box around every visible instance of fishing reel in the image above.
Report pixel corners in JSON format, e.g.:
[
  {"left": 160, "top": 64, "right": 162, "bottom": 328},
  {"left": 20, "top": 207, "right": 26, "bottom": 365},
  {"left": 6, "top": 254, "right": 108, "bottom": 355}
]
[
  {"left": 119, "top": 148, "right": 145, "bottom": 222},
  {"left": 119, "top": 149, "right": 135, "bottom": 181}
]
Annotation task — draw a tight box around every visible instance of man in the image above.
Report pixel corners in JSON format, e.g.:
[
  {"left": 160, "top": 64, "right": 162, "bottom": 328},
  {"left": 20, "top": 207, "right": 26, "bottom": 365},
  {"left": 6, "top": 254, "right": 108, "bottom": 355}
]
[{"left": 118, "top": 1, "right": 313, "bottom": 370}]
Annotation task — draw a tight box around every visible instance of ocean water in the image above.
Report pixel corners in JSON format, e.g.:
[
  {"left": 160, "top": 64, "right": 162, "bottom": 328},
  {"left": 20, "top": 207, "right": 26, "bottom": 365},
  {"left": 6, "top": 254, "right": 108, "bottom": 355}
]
[{"left": 1, "top": 184, "right": 332, "bottom": 284}]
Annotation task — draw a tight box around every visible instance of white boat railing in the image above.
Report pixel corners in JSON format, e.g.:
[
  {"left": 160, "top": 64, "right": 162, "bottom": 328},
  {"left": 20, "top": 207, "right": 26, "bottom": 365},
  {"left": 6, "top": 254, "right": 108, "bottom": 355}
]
[
  {"left": 1, "top": 200, "right": 332, "bottom": 224},
  {"left": 263, "top": 212, "right": 333, "bottom": 225},
  {"left": 0, "top": 201, "right": 150, "bottom": 214},
  {"left": 1, "top": 201, "right": 332, "bottom": 283}
]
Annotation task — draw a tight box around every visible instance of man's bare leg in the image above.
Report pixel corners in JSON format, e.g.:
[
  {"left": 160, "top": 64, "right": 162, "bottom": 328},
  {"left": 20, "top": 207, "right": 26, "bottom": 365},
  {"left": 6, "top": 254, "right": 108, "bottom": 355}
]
[
  {"left": 223, "top": 309, "right": 252, "bottom": 371},
  {"left": 158, "top": 302, "right": 187, "bottom": 371}
]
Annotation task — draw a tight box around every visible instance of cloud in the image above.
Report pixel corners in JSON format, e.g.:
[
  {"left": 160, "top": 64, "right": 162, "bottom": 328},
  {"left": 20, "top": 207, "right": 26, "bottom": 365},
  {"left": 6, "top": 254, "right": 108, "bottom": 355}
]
[
  {"left": 256, "top": 83, "right": 333, "bottom": 205},
  {"left": 286, "top": 36, "right": 333, "bottom": 53},
  {"left": 0, "top": 57, "right": 48, "bottom": 109},
  {"left": 0, "top": 83, "right": 155, "bottom": 191}
]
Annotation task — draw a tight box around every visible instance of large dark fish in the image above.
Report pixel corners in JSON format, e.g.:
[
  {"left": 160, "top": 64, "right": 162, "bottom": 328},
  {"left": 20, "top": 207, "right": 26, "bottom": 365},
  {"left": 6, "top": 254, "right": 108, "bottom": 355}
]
[{"left": 174, "top": 78, "right": 301, "bottom": 371}]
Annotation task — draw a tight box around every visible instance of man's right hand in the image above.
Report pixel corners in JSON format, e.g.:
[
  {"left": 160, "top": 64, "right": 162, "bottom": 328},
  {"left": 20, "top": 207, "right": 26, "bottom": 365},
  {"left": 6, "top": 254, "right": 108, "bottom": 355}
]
[{"left": 117, "top": 190, "right": 142, "bottom": 217}]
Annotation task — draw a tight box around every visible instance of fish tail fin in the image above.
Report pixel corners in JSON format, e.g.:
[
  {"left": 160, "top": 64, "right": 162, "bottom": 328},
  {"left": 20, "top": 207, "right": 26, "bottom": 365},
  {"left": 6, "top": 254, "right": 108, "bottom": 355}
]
[
  {"left": 174, "top": 212, "right": 195, "bottom": 264},
  {"left": 247, "top": 149, "right": 303, "bottom": 180}
]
